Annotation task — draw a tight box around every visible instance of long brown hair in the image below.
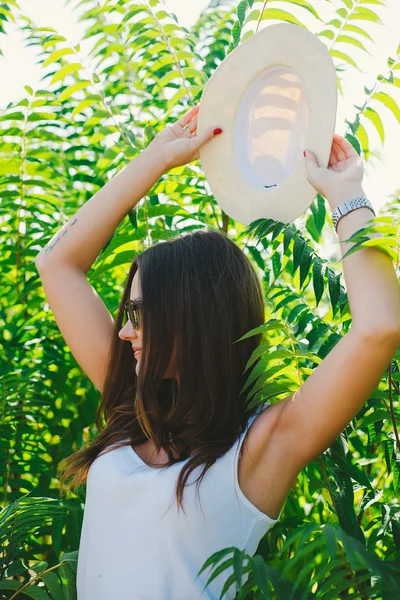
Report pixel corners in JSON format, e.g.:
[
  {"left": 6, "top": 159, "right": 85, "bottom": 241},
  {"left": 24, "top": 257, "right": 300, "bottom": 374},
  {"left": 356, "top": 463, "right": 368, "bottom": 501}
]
[{"left": 57, "top": 228, "right": 266, "bottom": 512}]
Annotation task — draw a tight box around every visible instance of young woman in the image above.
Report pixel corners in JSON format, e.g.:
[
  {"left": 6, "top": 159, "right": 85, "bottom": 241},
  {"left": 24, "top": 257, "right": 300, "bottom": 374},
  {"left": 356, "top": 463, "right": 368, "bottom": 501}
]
[{"left": 35, "top": 104, "right": 400, "bottom": 599}]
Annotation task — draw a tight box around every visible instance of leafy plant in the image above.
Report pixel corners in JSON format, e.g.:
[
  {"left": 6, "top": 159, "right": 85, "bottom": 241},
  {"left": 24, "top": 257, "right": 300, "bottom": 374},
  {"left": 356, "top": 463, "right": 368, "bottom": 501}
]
[{"left": 1, "top": 0, "right": 399, "bottom": 598}]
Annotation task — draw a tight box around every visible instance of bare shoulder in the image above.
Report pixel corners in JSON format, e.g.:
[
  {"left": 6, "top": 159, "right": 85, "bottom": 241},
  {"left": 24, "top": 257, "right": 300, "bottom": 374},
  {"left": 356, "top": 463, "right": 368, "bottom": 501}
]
[{"left": 238, "top": 395, "right": 298, "bottom": 520}]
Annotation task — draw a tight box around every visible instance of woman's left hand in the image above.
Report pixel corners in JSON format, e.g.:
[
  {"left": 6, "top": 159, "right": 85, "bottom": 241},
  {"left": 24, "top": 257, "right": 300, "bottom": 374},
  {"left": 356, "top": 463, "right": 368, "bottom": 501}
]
[
  {"left": 304, "top": 133, "right": 365, "bottom": 204},
  {"left": 147, "top": 103, "right": 222, "bottom": 171}
]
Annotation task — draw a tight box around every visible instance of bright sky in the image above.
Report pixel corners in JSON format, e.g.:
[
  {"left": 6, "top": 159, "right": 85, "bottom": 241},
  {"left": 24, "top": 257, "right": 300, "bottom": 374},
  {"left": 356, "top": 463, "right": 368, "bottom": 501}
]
[{"left": 1, "top": 0, "right": 400, "bottom": 220}]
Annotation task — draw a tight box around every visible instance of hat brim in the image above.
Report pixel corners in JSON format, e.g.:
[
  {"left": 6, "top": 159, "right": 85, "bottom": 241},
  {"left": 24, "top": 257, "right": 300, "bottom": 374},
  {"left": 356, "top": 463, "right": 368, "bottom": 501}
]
[{"left": 198, "top": 23, "right": 338, "bottom": 226}]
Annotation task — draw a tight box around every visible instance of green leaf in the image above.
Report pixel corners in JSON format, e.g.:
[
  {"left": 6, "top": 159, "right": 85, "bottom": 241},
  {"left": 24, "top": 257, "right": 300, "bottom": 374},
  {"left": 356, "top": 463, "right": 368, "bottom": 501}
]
[
  {"left": 292, "top": 236, "right": 306, "bottom": 275},
  {"left": 261, "top": 8, "right": 307, "bottom": 28},
  {"left": 247, "top": 555, "right": 270, "bottom": 596},
  {"left": 43, "top": 35, "right": 67, "bottom": 51},
  {"left": 330, "top": 447, "right": 374, "bottom": 492},
  {"left": 312, "top": 257, "right": 325, "bottom": 307},
  {"left": 119, "top": 5, "right": 148, "bottom": 27},
  {"left": 271, "top": 221, "right": 286, "bottom": 242},
  {"left": 143, "top": 203, "right": 193, "bottom": 219},
  {"left": 348, "top": 7, "right": 383, "bottom": 25},
  {"left": 299, "top": 245, "right": 313, "bottom": 288},
  {"left": 269, "top": 0, "right": 321, "bottom": 21},
  {"left": 232, "top": 547, "right": 246, "bottom": 594},
  {"left": 50, "top": 62, "right": 82, "bottom": 85},
  {"left": 248, "top": 245, "right": 266, "bottom": 270},
  {"left": 71, "top": 95, "right": 101, "bottom": 116},
  {"left": 244, "top": 342, "right": 271, "bottom": 371},
  {"left": 237, "top": 1, "right": 247, "bottom": 25},
  {"left": 372, "top": 92, "right": 400, "bottom": 123},
  {"left": 309, "top": 477, "right": 328, "bottom": 494},
  {"left": 0, "top": 582, "right": 20, "bottom": 592},
  {"left": 287, "top": 303, "right": 308, "bottom": 324},
  {"left": 271, "top": 248, "right": 282, "bottom": 279},
  {"left": 355, "top": 121, "right": 370, "bottom": 160},
  {"left": 363, "top": 107, "right": 385, "bottom": 144},
  {"left": 336, "top": 34, "right": 369, "bottom": 53},
  {"left": 342, "top": 23, "right": 374, "bottom": 42},
  {"left": 185, "top": 67, "right": 207, "bottom": 83},
  {"left": 246, "top": 9, "right": 260, "bottom": 22},
  {"left": 330, "top": 49, "right": 359, "bottom": 70},
  {"left": 42, "top": 48, "right": 74, "bottom": 67},
  {"left": 345, "top": 132, "right": 361, "bottom": 155},
  {"left": 359, "top": 236, "right": 399, "bottom": 250},
  {"left": 0, "top": 583, "right": 51, "bottom": 599},
  {"left": 357, "top": 408, "right": 389, "bottom": 427},
  {"left": 235, "top": 319, "right": 287, "bottom": 343},
  {"left": 336, "top": 8, "right": 348, "bottom": 19},
  {"left": 41, "top": 571, "right": 64, "bottom": 598},
  {"left": 231, "top": 20, "right": 242, "bottom": 47},
  {"left": 341, "top": 239, "right": 397, "bottom": 262},
  {"left": 307, "top": 194, "right": 326, "bottom": 243},
  {"left": 327, "top": 269, "right": 341, "bottom": 312},
  {"left": 318, "top": 29, "right": 335, "bottom": 41},
  {"left": 58, "top": 80, "right": 91, "bottom": 102},
  {"left": 283, "top": 226, "right": 296, "bottom": 254},
  {"left": 197, "top": 546, "right": 237, "bottom": 576}
]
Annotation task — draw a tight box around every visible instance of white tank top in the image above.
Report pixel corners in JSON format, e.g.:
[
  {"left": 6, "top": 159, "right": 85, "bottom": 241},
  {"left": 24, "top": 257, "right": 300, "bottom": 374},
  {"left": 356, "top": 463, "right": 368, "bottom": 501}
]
[{"left": 76, "top": 402, "right": 282, "bottom": 599}]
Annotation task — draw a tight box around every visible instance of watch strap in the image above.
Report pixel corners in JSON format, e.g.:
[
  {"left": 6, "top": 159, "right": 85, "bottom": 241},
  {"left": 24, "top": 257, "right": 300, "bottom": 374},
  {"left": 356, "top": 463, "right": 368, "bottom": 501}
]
[{"left": 331, "top": 196, "right": 376, "bottom": 233}]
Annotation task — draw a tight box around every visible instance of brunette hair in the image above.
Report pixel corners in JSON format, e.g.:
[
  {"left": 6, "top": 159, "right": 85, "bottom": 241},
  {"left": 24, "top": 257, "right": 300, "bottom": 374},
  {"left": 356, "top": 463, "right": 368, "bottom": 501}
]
[{"left": 57, "top": 228, "right": 266, "bottom": 512}]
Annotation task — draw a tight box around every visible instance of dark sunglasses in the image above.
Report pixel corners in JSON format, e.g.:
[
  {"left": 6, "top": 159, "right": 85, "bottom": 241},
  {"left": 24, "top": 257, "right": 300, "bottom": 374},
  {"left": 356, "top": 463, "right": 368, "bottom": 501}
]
[{"left": 123, "top": 300, "right": 143, "bottom": 329}]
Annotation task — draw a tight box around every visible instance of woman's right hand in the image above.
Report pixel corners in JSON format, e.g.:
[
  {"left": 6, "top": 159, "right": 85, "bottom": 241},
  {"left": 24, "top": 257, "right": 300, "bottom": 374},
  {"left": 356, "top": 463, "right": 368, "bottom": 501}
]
[
  {"left": 147, "top": 103, "right": 223, "bottom": 171},
  {"left": 304, "top": 133, "right": 365, "bottom": 206}
]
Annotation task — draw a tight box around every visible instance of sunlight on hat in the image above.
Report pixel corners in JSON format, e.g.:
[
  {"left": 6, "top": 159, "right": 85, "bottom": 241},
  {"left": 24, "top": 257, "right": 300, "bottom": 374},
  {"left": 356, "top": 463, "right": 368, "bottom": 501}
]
[{"left": 235, "top": 66, "right": 309, "bottom": 190}]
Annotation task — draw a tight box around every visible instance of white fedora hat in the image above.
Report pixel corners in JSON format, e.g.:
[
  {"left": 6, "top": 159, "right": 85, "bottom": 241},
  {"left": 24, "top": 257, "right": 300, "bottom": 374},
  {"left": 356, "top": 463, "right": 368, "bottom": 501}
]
[{"left": 198, "top": 23, "right": 337, "bottom": 226}]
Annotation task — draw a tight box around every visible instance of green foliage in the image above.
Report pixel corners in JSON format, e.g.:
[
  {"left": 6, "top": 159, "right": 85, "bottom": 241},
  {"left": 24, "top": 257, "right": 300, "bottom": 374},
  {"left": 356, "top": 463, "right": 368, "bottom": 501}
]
[
  {"left": 0, "top": 1, "right": 19, "bottom": 56},
  {"left": 1, "top": 0, "right": 400, "bottom": 597},
  {"left": 0, "top": 494, "right": 78, "bottom": 598},
  {"left": 199, "top": 523, "right": 400, "bottom": 598}
]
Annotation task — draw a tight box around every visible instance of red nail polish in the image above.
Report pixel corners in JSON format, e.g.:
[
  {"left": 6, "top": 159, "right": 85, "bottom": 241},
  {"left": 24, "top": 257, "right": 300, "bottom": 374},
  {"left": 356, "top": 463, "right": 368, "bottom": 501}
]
[
  {"left": 303, "top": 150, "right": 307, "bottom": 157},
  {"left": 213, "top": 128, "right": 222, "bottom": 135}
]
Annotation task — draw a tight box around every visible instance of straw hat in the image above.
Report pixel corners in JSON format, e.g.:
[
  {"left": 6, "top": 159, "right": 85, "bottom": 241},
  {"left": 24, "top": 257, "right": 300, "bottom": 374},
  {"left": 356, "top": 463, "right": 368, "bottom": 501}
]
[{"left": 198, "top": 22, "right": 337, "bottom": 226}]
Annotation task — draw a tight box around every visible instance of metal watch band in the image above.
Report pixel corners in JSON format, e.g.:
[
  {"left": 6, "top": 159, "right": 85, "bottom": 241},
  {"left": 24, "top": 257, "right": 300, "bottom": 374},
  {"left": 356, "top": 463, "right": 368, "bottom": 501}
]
[{"left": 331, "top": 196, "right": 376, "bottom": 233}]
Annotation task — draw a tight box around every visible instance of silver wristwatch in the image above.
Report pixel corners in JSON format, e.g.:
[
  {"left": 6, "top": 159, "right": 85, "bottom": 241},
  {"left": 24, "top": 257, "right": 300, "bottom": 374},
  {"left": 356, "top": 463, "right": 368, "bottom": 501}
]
[{"left": 331, "top": 195, "right": 376, "bottom": 233}]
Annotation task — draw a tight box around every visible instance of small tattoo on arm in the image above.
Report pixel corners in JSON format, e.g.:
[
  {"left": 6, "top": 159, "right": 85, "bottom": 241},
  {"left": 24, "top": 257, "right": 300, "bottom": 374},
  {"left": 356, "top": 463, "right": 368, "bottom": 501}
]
[{"left": 43, "top": 217, "right": 78, "bottom": 256}]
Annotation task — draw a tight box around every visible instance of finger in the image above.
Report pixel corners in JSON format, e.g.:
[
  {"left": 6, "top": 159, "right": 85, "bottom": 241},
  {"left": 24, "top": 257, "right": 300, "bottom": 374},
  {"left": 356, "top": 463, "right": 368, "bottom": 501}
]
[
  {"left": 333, "top": 133, "right": 358, "bottom": 160},
  {"left": 171, "top": 121, "right": 192, "bottom": 138},
  {"left": 185, "top": 115, "right": 198, "bottom": 133},
  {"left": 177, "top": 104, "right": 200, "bottom": 128},
  {"left": 304, "top": 149, "right": 319, "bottom": 170},
  {"left": 189, "top": 112, "right": 198, "bottom": 132},
  {"left": 332, "top": 137, "right": 347, "bottom": 162},
  {"left": 191, "top": 125, "right": 222, "bottom": 151},
  {"left": 328, "top": 140, "right": 340, "bottom": 167}
]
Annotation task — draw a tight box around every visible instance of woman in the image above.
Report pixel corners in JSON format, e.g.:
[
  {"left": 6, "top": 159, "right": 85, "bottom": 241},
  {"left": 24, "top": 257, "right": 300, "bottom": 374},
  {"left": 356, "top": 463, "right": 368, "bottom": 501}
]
[{"left": 35, "top": 104, "right": 400, "bottom": 599}]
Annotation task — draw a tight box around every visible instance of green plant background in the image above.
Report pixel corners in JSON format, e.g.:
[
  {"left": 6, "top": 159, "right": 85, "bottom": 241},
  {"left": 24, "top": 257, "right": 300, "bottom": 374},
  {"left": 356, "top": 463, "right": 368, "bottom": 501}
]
[{"left": 1, "top": 0, "right": 400, "bottom": 598}]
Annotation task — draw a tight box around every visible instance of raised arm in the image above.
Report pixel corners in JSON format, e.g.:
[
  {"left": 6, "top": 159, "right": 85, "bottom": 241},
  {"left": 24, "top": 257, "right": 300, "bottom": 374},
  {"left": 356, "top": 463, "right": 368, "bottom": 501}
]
[
  {"left": 241, "top": 135, "right": 400, "bottom": 520},
  {"left": 35, "top": 146, "right": 167, "bottom": 273},
  {"left": 35, "top": 103, "right": 218, "bottom": 272},
  {"left": 34, "top": 105, "right": 220, "bottom": 391}
]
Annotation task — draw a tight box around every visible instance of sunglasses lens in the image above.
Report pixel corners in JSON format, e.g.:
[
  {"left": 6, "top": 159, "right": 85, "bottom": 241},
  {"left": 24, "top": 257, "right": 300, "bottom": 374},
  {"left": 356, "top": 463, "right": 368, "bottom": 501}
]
[{"left": 125, "top": 302, "right": 141, "bottom": 328}]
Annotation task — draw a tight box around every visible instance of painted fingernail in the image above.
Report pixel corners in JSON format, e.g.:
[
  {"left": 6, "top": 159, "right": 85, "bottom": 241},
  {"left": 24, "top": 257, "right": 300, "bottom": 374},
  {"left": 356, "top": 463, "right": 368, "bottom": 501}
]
[
  {"left": 213, "top": 128, "right": 223, "bottom": 135},
  {"left": 303, "top": 150, "right": 307, "bottom": 157}
]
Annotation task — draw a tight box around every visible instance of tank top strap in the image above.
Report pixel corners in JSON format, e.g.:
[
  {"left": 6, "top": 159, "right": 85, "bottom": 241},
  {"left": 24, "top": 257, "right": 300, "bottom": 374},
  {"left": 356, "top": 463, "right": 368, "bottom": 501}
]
[
  {"left": 245, "top": 400, "right": 272, "bottom": 431},
  {"left": 237, "top": 401, "right": 272, "bottom": 459}
]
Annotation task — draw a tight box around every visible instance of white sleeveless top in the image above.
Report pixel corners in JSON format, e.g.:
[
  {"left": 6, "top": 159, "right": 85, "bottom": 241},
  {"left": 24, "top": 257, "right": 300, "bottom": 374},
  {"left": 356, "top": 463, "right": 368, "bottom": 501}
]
[{"left": 76, "top": 402, "right": 282, "bottom": 599}]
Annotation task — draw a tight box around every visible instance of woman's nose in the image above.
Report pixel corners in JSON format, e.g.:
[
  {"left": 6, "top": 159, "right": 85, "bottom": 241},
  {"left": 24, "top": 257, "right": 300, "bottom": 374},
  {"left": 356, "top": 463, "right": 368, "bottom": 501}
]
[{"left": 119, "top": 321, "right": 138, "bottom": 340}]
